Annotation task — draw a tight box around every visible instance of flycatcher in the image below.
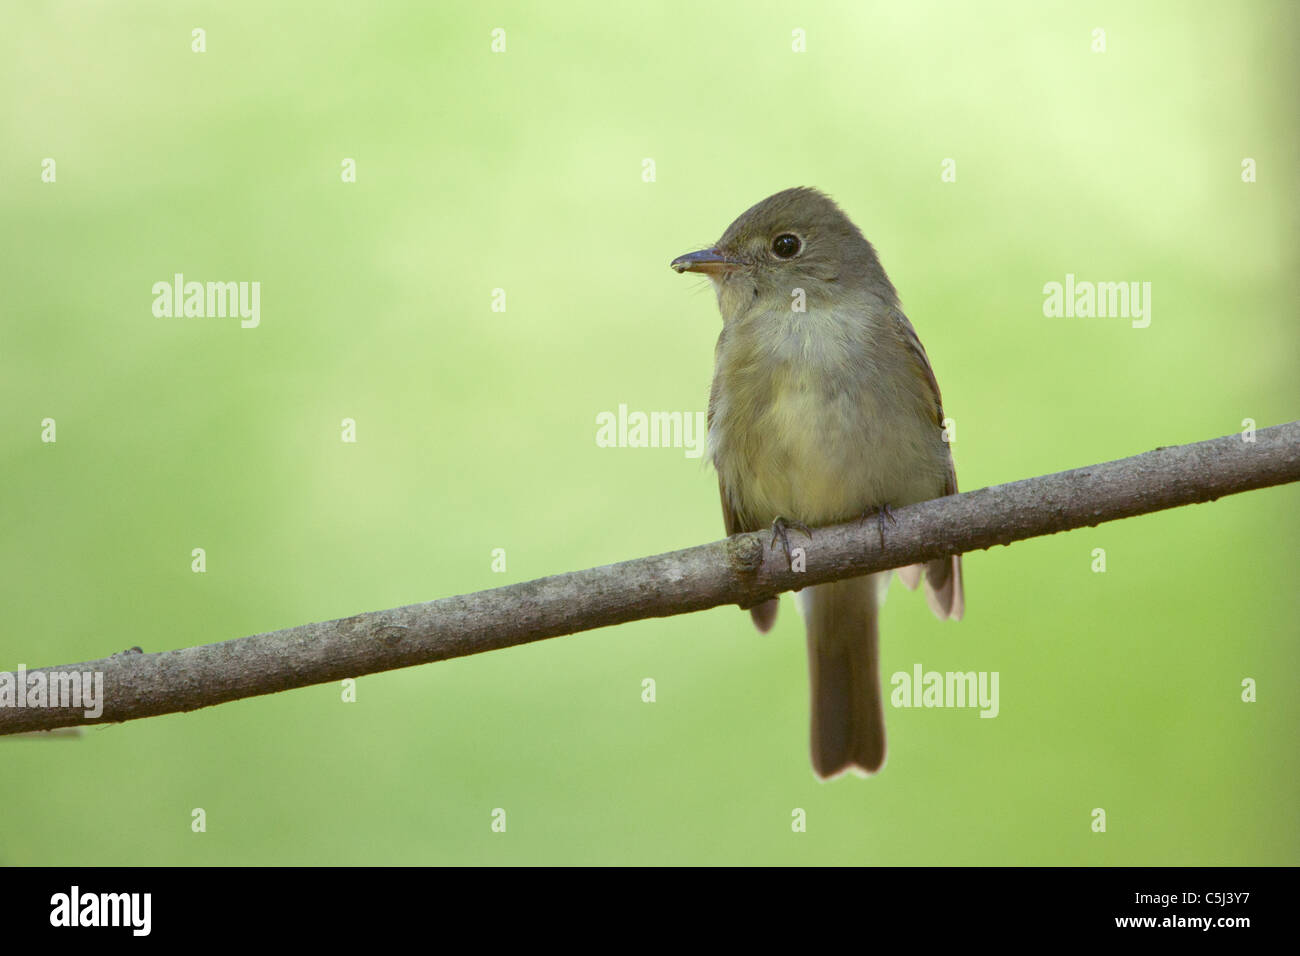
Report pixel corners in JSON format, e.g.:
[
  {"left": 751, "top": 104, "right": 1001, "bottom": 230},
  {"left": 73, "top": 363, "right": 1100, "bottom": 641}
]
[{"left": 671, "top": 187, "right": 964, "bottom": 779}]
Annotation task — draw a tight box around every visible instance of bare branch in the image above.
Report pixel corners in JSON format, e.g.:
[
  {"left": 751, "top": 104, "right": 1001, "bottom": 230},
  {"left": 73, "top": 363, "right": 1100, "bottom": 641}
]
[{"left": 3, "top": 422, "right": 1297, "bottom": 736}]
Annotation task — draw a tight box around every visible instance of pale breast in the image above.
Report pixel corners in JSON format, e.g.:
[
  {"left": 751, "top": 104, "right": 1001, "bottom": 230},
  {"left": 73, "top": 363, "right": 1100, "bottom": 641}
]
[{"left": 710, "top": 305, "right": 948, "bottom": 530}]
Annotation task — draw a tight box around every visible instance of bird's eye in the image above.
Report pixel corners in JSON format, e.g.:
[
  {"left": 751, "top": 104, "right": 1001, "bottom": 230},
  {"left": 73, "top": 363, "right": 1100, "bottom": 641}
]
[{"left": 771, "top": 233, "right": 801, "bottom": 258}]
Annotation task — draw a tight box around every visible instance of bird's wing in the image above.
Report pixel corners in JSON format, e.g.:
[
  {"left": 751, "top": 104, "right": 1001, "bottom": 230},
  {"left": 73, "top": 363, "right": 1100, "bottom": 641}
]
[
  {"left": 709, "top": 358, "right": 751, "bottom": 536},
  {"left": 710, "top": 359, "right": 779, "bottom": 630},
  {"left": 717, "top": 474, "right": 741, "bottom": 536},
  {"left": 889, "top": 307, "right": 964, "bottom": 620},
  {"left": 890, "top": 306, "right": 947, "bottom": 429}
]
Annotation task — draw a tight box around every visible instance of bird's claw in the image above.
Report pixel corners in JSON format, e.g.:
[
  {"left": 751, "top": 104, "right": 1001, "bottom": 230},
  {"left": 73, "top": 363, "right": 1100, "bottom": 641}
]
[
  {"left": 769, "top": 516, "right": 811, "bottom": 569},
  {"left": 860, "top": 504, "right": 897, "bottom": 549}
]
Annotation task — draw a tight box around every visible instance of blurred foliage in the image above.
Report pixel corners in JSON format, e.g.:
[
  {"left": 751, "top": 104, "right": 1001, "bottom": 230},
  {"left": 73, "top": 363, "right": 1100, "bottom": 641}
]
[{"left": 1, "top": 1, "right": 1296, "bottom": 864}]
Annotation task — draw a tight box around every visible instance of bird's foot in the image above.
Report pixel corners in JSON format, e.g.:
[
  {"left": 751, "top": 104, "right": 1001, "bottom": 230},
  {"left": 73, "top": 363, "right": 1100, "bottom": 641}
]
[
  {"left": 769, "top": 516, "right": 812, "bottom": 569},
  {"left": 859, "top": 504, "right": 897, "bottom": 549}
]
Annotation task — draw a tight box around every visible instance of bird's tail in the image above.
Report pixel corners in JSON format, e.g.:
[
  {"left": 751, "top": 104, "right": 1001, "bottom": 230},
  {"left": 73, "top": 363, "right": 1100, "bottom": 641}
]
[{"left": 800, "top": 573, "right": 887, "bottom": 779}]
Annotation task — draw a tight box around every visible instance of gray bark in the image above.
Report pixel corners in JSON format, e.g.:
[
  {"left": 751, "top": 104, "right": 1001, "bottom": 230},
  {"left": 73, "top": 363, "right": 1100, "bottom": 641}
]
[{"left": 2, "top": 422, "right": 1296, "bottom": 736}]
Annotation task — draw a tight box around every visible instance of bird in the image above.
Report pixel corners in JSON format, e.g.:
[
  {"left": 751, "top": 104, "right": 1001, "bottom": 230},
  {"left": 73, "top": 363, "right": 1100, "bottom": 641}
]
[{"left": 670, "top": 187, "right": 963, "bottom": 778}]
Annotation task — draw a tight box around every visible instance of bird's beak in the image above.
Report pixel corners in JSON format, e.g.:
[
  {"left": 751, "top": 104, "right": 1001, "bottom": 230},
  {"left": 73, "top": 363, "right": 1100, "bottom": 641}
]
[{"left": 670, "top": 248, "right": 742, "bottom": 276}]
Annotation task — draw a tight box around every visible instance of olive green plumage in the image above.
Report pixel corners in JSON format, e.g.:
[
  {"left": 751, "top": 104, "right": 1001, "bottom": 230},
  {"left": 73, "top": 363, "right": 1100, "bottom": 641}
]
[{"left": 672, "top": 187, "right": 963, "bottom": 778}]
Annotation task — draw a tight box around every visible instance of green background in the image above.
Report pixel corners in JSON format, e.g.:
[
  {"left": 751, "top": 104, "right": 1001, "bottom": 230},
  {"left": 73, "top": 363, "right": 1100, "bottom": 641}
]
[{"left": 2, "top": 1, "right": 1296, "bottom": 865}]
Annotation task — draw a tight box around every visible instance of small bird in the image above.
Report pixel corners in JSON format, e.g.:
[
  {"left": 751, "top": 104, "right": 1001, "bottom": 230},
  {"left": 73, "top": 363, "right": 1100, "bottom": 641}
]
[{"left": 671, "top": 187, "right": 963, "bottom": 779}]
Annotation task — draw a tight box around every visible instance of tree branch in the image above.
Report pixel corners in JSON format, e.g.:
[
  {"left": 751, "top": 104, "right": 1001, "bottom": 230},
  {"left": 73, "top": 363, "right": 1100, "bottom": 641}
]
[{"left": 3, "top": 422, "right": 1297, "bottom": 736}]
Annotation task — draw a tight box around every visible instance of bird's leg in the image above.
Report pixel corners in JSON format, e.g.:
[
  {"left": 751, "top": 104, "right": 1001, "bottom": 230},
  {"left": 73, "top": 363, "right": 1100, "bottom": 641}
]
[
  {"left": 769, "top": 516, "right": 812, "bottom": 569},
  {"left": 860, "top": 503, "right": 897, "bottom": 549}
]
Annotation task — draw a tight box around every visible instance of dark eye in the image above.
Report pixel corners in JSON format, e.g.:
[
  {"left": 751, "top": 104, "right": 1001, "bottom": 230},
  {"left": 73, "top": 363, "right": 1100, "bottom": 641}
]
[{"left": 771, "top": 233, "right": 801, "bottom": 258}]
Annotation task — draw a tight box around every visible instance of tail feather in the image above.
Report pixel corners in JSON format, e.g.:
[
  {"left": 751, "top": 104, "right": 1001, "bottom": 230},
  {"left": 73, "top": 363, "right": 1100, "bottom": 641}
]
[
  {"left": 924, "top": 554, "right": 964, "bottom": 621},
  {"left": 802, "top": 574, "right": 886, "bottom": 778},
  {"left": 750, "top": 597, "right": 779, "bottom": 633}
]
